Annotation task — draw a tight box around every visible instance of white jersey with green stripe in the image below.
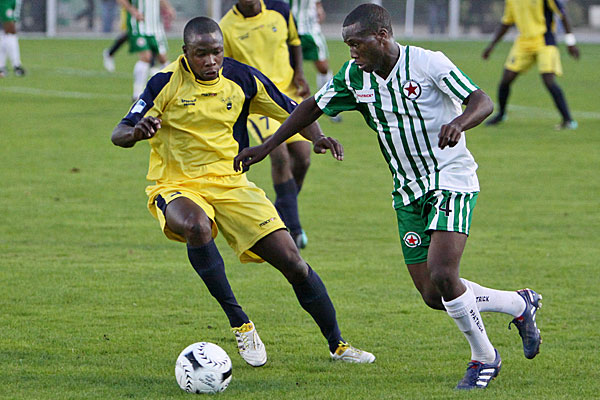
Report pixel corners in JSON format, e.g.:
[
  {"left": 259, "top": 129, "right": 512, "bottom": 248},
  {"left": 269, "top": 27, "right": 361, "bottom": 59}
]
[
  {"left": 315, "top": 44, "right": 480, "bottom": 208},
  {"left": 128, "top": 0, "right": 163, "bottom": 37},
  {"left": 287, "top": 0, "right": 321, "bottom": 35}
]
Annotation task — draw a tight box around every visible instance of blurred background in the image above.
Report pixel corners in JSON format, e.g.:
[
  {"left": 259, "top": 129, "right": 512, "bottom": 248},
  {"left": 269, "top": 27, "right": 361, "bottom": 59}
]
[{"left": 20, "top": 0, "right": 600, "bottom": 42}]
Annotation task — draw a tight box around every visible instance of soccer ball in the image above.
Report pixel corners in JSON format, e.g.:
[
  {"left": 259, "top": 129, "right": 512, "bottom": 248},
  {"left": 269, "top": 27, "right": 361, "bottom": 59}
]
[{"left": 175, "top": 342, "right": 232, "bottom": 394}]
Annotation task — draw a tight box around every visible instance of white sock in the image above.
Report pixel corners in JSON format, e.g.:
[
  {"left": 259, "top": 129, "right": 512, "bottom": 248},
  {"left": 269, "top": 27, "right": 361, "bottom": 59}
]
[
  {"left": 5, "top": 33, "right": 22, "bottom": 67},
  {"left": 461, "top": 278, "right": 526, "bottom": 317},
  {"left": 133, "top": 60, "right": 150, "bottom": 99},
  {"left": 316, "top": 70, "right": 332, "bottom": 90},
  {"left": 443, "top": 286, "right": 496, "bottom": 363},
  {"left": 0, "top": 32, "right": 8, "bottom": 69}
]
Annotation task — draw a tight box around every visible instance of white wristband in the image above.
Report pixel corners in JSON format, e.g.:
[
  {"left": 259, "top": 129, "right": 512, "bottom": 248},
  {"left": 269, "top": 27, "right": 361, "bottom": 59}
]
[{"left": 565, "top": 33, "right": 576, "bottom": 46}]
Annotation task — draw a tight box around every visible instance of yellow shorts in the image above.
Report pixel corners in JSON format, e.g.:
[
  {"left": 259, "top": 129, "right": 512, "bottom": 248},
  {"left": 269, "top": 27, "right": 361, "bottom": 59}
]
[
  {"left": 504, "top": 39, "right": 562, "bottom": 76},
  {"left": 247, "top": 114, "right": 310, "bottom": 145},
  {"left": 146, "top": 174, "right": 287, "bottom": 263}
]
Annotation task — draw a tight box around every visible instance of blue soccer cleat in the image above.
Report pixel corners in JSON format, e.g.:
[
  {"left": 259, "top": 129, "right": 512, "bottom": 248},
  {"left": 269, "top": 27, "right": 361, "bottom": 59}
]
[
  {"left": 485, "top": 113, "right": 507, "bottom": 126},
  {"left": 455, "top": 349, "right": 502, "bottom": 390},
  {"left": 509, "top": 288, "right": 542, "bottom": 359},
  {"left": 293, "top": 230, "right": 308, "bottom": 249}
]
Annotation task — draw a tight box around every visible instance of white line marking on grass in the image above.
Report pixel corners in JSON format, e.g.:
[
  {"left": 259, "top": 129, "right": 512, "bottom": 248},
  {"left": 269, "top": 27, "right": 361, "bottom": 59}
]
[
  {"left": 1, "top": 86, "right": 128, "bottom": 100},
  {"left": 508, "top": 104, "right": 600, "bottom": 120}
]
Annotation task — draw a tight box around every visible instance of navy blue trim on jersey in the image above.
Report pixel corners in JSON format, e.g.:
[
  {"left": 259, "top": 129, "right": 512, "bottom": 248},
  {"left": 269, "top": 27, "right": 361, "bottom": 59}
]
[
  {"left": 222, "top": 58, "right": 257, "bottom": 165},
  {"left": 221, "top": 57, "right": 297, "bottom": 167},
  {"left": 121, "top": 71, "right": 173, "bottom": 125},
  {"left": 180, "top": 57, "right": 190, "bottom": 73},
  {"left": 264, "top": 0, "right": 291, "bottom": 22},
  {"left": 222, "top": 57, "right": 258, "bottom": 99},
  {"left": 543, "top": 0, "right": 557, "bottom": 45},
  {"left": 251, "top": 67, "right": 298, "bottom": 115}
]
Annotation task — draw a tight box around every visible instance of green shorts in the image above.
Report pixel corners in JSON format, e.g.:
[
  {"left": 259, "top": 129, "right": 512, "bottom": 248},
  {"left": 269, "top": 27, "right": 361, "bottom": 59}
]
[
  {"left": 128, "top": 31, "right": 167, "bottom": 55},
  {"left": 299, "top": 33, "right": 328, "bottom": 61},
  {"left": 0, "top": 0, "right": 20, "bottom": 23},
  {"left": 395, "top": 190, "right": 478, "bottom": 264}
]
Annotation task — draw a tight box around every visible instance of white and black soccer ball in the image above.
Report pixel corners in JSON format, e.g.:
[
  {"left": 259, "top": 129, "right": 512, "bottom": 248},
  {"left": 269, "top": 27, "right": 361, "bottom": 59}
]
[{"left": 175, "top": 342, "right": 232, "bottom": 394}]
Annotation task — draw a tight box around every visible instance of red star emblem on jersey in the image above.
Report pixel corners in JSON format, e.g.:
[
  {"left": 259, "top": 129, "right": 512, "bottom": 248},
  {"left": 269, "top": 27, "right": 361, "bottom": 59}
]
[{"left": 402, "top": 80, "right": 422, "bottom": 100}]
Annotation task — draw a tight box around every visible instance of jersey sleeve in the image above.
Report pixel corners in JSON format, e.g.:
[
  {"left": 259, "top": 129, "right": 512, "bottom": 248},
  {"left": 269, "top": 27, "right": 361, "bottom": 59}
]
[
  {"left": 501, "top": 0, "right": 514, "bottom": 25},
  {"left": 248, "top": 67, "right": 298, "bottom": 123},
  {"left": 120, "top": 71, "right": 173, "bottom": 126},
  {"left": 546, "top": 0, "right": 565, "bottom": 16},
  {"left": 427, "top": 51, "right": 479, "bottom": 104},
  {"left": 287, "top": 11, "right": 302, "bottom": 46},
  {"left": 314, "top": 62, "right": 358, "bottom": 117}
]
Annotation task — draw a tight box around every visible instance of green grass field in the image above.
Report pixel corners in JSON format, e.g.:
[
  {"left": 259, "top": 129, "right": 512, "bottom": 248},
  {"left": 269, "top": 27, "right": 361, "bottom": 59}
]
[{"left": 1, "top": 37, "right": 599, "bottom": 399}]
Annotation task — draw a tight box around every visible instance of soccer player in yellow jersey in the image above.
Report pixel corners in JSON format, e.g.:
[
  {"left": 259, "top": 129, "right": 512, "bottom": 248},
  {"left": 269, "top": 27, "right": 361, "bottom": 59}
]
[
  {"left": 483, "top": 0, "right": 580, "bottom": 130},
  {"left": 220, "top": 0, "right": 312, "bottom": 249},
  {"left": 111, "top": 17, "right": 374, "bottom": 366}
]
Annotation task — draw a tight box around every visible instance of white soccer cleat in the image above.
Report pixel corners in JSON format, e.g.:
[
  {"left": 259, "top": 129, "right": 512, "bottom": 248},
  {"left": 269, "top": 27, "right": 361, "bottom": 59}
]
[
  {"left": 330, "top": 341, "right": 375, "bottom": 363},
  {"left": 232, "top": 321, "right": 267, "bottom": 367},
  {"left": 103, "top": 49, "right": 115, "bottom": 73}
]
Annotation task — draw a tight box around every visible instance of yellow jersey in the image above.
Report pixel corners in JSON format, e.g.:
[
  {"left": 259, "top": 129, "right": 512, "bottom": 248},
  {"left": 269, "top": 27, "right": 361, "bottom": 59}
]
[
  {"left": 120, "top": 55, "right": 298, "bottom": 182},
  {"left": 502, "top": 0, "right": 565, "bottom": 45},
  {"left": 220, "top": 0, "right": 301, "bottom": 96}
]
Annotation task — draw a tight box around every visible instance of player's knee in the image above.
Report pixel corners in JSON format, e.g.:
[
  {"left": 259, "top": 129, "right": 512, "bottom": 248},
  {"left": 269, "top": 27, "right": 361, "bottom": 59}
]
[
  {"left": 270, "top": 154, "right": 291, "bottom": 175},
  {"left": 294, "top": 153, "right": 311, "bottom": 173},
  {"left": 428, "top": 268, "right": 454, "bottom": 293},
  {"left": 280, "top": 252, "right": 308, "bottom": 284},
  {"left": 182, "top": 216, "right": 213, "bottom": 244},
  {"left": 420, "top": 290, "right": 444, "bottom": 310}
]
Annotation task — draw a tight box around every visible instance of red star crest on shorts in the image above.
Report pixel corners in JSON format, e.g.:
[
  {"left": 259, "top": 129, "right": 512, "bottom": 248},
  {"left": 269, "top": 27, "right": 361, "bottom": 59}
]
[
  {"left": 403, "top": 232, "right": 421, "bottom": 248},
  {"left": 401, "top": 80, "right": 422, "bottom": 100}
]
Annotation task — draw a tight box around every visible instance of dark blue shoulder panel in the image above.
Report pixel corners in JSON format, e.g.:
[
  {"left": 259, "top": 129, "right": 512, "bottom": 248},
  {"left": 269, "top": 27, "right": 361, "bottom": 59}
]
[
  {"left": 251, "top": 66, "right": 298, "bottom": 114},
  {"left": 221, "top": 57, "right": 258, "bottom": 99},
  {"left": 264, "top": 0, "right": 290, "bottom": 22},
  {"left": 121, "top": 71, "right": 173, "bottom": 126},
  {"left": 222, "top": 58, "right": 256, "bottom": 164}
]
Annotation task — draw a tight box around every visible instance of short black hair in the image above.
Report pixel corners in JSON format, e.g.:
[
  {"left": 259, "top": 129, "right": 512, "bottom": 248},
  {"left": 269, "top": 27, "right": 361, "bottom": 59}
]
[
  {"left": 183, "top": 17, "right": 222, "bottom": 45},
  {"left": 343, "top": 3, "right": 393, "bottom": 36}
]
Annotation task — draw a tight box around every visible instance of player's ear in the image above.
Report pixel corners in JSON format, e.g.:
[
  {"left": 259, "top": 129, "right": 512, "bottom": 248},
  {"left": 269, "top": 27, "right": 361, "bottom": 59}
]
[
  {"left": 376, "top": 28, "right": 389, "bottom": 44},
  {"left": 182, "top": 45, "right": 187, "bottom": 54}
]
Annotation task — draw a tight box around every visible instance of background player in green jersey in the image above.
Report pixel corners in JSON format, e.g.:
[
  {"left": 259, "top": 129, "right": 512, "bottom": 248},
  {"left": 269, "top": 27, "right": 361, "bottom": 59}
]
[
  {"left": 0, "top": 0, "right": 25, "bottom": 77},
  {"left": 287, "top": 0, "right": 341, "bottom": 123},
  {"left": 111, "top": 16, "right": 374, "bottom": 367},
  {"left": 116, "top": 0, "right": 175, "bottom": 99},
  {"left": 236, "top": 3, "right": 543, "bottom": 390}
]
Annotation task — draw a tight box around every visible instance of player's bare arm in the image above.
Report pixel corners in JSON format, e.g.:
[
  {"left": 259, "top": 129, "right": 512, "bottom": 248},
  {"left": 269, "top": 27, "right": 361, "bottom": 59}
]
[
  {"left": 111, "top": 116, "right": 161, "bottom": 148},
  {"left": 234, "top": 97, "right": 342, "bottom": 171},
  {"left": 438, "top": 89, "right": 493, "bottom": 149},
  {"left": 290, "top": 45, "right": 310, "bottom": 98},
  {"left": 482, "top": 24, "right": 511, "bottom": 60},
  {"left": 558, "top": 11, "right": 580, "bottom": 59},
  {"left": 117, "top": 0, "right": 144, "bottom": 21}
]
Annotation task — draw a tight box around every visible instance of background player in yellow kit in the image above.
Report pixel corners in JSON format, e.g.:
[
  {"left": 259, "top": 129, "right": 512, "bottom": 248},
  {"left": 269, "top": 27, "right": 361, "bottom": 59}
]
[
  {"left": 483, "top": 0, "right": 580, "bottom": 130},
  {"left": 220, "top": 0, "right": 312, "bottom": 249}
]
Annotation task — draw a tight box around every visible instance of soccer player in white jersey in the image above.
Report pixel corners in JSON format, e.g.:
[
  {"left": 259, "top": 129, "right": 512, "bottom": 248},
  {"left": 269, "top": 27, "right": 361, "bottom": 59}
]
[
  {"left": 287, "top": 2, "right": 331, "bottom": 93},
  {"left": 235, "top": 4, "right": 543, "bottom": 390},
  {"left": 0, "top": 0, "right": 25, "bottom": 77},
  {"left": 116, "top": 0, "right": 175, "bottom": 99}
]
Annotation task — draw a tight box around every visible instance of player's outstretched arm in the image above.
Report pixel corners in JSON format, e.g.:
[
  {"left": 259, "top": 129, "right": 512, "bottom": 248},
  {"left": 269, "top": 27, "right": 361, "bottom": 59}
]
[
  {"left": 111, "top": 116, "right": 161, "bottom": 148},
  {"left": 438, "top": 89, "right": 493, "bottom": 149},
  {"left": 234, "top": 97, "right": 342, "bottom": 171},
  {"left": 482, "top": 24, "right": 511, "bottom": 60}
]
